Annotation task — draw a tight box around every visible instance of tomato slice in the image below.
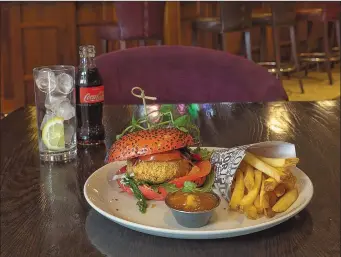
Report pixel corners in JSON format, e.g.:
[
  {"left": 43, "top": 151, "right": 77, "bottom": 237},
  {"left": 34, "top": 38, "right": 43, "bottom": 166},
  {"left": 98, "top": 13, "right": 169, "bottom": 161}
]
[
  {"left": 139, "top": 150, "right": 182, "bottom": 162},
  {"left": 117, "top": 166, "right": 127, "bottom": 174},
  {"left": 116, "top": 166, "right": 167, "bottom": 200},
  {"left": 191, "top": 153, "right": 202, "bottom": 161},
  {"left": 193, "top": 176, "right": 206, "bottom": 187},
  {"left": 139, "top": 185, "right": 167, "bottom": 200},
  {"left": 169, "top": 160, "right": 211, "bottom": 188},
  {"left": 117, "top": 179, "right": 133, "bottom": 195},
  {"left": 116, "top": 166, "right": 133, "bottom": 195},
  {"left": 116, "top": 161, "right": 211, "bottom": 199}
]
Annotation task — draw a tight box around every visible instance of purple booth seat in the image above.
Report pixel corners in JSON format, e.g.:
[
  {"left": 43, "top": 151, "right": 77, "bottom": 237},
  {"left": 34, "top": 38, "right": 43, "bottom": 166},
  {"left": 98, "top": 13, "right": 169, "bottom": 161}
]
[{"left": 95, "top": 46, "right": 288, "bottom": 104}]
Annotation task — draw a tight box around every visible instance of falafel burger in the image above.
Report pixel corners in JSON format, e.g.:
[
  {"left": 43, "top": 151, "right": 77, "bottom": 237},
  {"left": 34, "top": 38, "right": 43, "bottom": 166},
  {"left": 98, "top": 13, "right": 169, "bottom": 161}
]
[{"left": 106, "top": 127, "right": 214, "bottom": 213}]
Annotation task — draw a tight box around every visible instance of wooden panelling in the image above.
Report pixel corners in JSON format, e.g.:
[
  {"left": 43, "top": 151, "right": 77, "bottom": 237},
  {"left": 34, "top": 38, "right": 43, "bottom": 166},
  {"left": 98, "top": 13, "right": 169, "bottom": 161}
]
[
  {"left": 1, "top": 3, "right": 12, "bottom": 101},
  {"left": 20, "top": 2, "right": 77, "bottom": 107},
  {"left": 2, "top": 3, "right": 25, "bottom": 113},
  {"left": 78, "top": 26, "right": 105, "bottom": 55},
  {"left": 180, "top": 2, "right": 199, "bottom": 46},
  {"left": 76, "top": 2, "right": 118, "bottom": 56},
  {"left": 22, "top": 28, "right": 60, "bottom": 73},
  {"left": 164, "top": 2, "right": 181, "bottom": 45},
  {"left": 77, "top": 2, "right": 107, "bottom": 24},
  {"left": 21, "top": 2, "right": 62, "bottom": 23},
  {"left": 24, "top": 81, "right": 35, "bottom": 105},
  {"left": 198, "top": 3, "right": 215, "bottom": 49},
  {"left": 101, "top": 2, "right": 117, "bottom": 21},
  {"left": 1, "top": 1, "right": 114, "bottom": 112},
  {"left": 62, "top": 3, "right": 77, "bottom": 65}
]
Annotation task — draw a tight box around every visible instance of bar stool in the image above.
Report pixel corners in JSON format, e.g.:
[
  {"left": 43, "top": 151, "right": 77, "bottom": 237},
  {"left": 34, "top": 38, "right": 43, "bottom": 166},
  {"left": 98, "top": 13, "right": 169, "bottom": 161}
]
[
  {"left": 252, "top": 3, "right": 304, "bottom": 93},
  {"left": 296, "top": 3, "right": 340, "bottom": 85},
  {"left": 98, "top": 2, "right": 165, "bottom": 52},
  {"left": 191, "top": 2, "right": 254, "bottom": 60}
]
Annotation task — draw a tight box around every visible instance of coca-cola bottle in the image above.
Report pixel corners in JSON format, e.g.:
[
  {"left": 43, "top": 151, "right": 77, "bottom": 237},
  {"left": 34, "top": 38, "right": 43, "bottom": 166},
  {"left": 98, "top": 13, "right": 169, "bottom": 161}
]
[{"left": 76, "top": 45, "right": 105, "bottom": 145}]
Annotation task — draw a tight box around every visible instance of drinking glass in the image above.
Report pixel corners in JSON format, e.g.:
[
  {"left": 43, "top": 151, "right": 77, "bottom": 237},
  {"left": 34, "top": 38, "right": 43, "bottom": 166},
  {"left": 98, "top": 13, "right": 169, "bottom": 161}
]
[{"left": 33, "top": 66, "right": 77, "bottom": 161}]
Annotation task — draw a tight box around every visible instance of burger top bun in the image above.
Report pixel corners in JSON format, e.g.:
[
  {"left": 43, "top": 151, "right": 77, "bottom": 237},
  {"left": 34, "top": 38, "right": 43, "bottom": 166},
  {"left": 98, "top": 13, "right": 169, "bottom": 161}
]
[{"left": 106, "top": 127, "right": 194, "bottom": 162}]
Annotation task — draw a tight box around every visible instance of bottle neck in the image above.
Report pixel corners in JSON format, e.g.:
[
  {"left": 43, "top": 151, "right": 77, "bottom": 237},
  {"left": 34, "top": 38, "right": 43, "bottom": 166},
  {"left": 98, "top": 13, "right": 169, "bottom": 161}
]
[{"left": 79, "top": 57, "right": 96, "bottom": 69}]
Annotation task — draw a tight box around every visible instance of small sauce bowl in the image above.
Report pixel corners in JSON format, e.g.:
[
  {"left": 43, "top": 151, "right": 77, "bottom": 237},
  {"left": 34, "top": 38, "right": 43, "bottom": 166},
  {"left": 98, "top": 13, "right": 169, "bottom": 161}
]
[{"left": 165, "top": 191, "right": 221, "bottom": 228}]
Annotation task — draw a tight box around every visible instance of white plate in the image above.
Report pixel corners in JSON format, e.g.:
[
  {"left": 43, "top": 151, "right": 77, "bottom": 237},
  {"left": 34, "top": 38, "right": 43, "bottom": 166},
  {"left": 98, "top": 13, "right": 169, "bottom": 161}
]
[{"left": 84, "top": 148, "right": 314, "bottom": 240}]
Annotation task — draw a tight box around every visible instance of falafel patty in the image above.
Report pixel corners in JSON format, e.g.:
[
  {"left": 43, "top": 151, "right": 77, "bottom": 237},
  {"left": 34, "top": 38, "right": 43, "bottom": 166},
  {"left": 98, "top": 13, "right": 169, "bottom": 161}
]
[{"left": 127, "top": 159, "right": 191, "bottom": 184}]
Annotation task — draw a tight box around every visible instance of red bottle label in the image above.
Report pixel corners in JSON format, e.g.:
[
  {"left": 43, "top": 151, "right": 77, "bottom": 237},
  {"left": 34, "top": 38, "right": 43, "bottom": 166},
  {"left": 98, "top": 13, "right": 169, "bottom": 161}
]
[{"left": 79, "top": 85, "right": 104, "bottom": 104}]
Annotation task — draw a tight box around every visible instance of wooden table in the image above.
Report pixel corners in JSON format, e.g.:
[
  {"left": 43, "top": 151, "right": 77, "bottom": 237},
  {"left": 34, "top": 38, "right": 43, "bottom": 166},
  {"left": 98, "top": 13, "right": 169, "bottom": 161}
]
[{"left": 1, "top": 101, "right": 340, "bottom": 257}]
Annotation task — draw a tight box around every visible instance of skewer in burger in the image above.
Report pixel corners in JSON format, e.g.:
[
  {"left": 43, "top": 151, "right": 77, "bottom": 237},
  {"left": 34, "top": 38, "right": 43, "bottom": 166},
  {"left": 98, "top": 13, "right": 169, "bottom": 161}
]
[{"left": 106, "top": 127, "right": 214, "bottom": 213}]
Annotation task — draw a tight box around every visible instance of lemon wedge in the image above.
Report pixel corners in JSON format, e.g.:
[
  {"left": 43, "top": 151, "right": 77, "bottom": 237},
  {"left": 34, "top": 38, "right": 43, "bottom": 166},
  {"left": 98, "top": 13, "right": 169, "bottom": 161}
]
[{"left": 42, "top": 116, "right": 65, "bottom": 150}]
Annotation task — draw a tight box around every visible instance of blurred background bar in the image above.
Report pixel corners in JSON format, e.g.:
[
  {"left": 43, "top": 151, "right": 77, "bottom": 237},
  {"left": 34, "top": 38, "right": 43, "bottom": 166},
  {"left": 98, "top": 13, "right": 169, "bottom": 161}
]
[{"left": 0, "top": 1, "right": 340, "bottom": 116}]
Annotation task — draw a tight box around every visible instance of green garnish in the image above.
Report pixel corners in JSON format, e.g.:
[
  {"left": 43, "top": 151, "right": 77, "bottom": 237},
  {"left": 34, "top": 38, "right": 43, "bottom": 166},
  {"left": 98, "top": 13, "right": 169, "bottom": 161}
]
[
  {"left": 115, "top": 88, "right": 200, "bottom": 142},
  {"left": 153, "top": 169, "right": 215, "bottom": 194},
  {"left": 154, "top": 183, "right": 179, "bottom": 193},
  {"left": 122, "top": 174, "right": 147, "bottom": 213},
  {"left": 182, "top": 181, "right": 198, "bottom": 193},
  {"left": 181, "top": 171, "right": 215, "bottom": 193},
  {"left": 195, "top": 170, "right": 215, "bottom": 192},
  {"left": 193, "top": 147, "right": 212, "bottom": 161},
  {"left": 116, "top": 111, "right": 200, "bottom": 143}
]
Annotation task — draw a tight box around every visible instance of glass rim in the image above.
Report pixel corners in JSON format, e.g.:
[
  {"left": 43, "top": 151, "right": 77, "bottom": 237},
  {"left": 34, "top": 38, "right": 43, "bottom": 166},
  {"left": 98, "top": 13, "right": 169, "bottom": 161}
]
[{"left": 33, "top": 65, "right": 75, "bottom": 72}]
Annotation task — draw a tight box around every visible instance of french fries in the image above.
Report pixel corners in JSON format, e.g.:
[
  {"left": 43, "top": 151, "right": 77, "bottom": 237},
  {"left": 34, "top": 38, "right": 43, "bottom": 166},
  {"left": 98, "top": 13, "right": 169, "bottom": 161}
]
[
  {"left": 238, "top": 161, "right": 247, "bottom": 172},
  {"left": 243, "top": 164, "right": 255, "bottom": 191},
  {"left": 264, "top": 208, "right": 276, "bottom": 218},
  {"left": 272, "top": 189, "right": 298, "bottom": 213},
  {"left": 243, "top": 152, "right": 282, "bottom": 182},
  {"left": 258, "top": 156, "right": 299, "bottom": 168},
  {"left": 244, "top": 205, "right": 258, "bottom": 220},
  {"left": 268, "top": 191, "right": 278, "bottom": 207},
  {"left": 277, "top": 167, "right": 290, "bottom": 174},
  {"left": 274, "top": 184, "right": 286, "bottom": 197},
  {"left": 282, "top": 172, "right": 297, "bottom": 190},
  {"left": 260, "top": 176, "right": 269, "bottom": 209},
  {"left": 254, "top": 195, "right": 263, "bottom": 214},
  {"left": 264, "top": 177, "right": 278, "bottom": 191},
  {"left": 228, "top": 151, "right": 300, "bottom": 220},
  {"left": 240, "top": 170, "right": 262, "bottom": 206},
  {"left": 229, "top": 169, "right": 245, "bottom": 210}
]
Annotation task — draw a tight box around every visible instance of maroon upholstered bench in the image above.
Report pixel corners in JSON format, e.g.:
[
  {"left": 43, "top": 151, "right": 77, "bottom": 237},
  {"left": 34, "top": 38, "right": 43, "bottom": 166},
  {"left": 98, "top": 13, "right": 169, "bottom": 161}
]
[{"left": 96, "top": 45, "right": 288, "bottom": 104}]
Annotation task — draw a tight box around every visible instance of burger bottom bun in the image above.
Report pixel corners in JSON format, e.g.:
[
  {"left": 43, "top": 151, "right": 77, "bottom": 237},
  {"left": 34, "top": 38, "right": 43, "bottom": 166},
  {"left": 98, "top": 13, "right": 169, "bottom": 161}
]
[{"left": 127, "top": 160, "right": 191, "bottom": 184}]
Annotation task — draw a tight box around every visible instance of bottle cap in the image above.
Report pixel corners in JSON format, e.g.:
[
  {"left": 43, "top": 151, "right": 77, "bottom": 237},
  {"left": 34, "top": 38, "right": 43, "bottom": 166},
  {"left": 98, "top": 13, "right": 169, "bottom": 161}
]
[
  {"left": 79, "top": 46, "right": 88, "bottom": 58},
  {"left": 87, "top": 45, "right": 96, "bottom": 58}
]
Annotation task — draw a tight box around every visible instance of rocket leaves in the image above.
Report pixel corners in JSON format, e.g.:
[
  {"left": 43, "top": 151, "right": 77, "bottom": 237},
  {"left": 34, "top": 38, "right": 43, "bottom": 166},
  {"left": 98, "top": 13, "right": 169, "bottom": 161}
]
[
  {"left": 173, "top": 115, "right": 190, "bottom": 127},
  {"left": 116, "top": 104, "right": 201, "bottom": 143}
]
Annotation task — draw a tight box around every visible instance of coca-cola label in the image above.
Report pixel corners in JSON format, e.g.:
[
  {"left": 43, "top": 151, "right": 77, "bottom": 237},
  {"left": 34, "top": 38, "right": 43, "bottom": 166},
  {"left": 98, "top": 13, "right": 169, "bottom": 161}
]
[{"left": 79, "top": 85, "right": 104, "bottom": 104}]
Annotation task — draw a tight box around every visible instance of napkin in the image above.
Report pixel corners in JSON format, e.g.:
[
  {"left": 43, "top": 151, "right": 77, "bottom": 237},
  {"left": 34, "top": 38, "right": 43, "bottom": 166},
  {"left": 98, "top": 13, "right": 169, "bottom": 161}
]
[{"left": 210, "top": 141, "right": 297, "bottom": 202}]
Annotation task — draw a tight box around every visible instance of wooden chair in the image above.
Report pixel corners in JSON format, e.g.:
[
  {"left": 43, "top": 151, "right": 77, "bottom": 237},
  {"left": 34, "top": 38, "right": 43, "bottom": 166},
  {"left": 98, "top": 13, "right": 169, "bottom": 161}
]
[
  {"left": 296, "top": 3, "right": 340, "bottom": 85},
  {"left": 191, "top": 2, "right": 254, "bottom": 60},
  {"left": 98, "top": 2, "right": 166, "bottom": 52},
  {"left": 252, "top": 3, "right": 304, "bottom": 93}
]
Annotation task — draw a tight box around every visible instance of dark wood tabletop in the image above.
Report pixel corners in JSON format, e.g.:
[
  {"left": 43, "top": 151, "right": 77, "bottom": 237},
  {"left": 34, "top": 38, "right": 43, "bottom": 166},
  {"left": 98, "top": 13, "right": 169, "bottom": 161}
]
[{"left": 1, "top": 101, "right": 340, "bottom": 257}]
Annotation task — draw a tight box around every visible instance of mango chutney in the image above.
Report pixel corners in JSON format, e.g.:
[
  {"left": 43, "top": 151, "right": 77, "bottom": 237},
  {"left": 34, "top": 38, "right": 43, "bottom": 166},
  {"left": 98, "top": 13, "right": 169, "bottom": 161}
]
[{"left": 166, "top": 191, "right": 220, "bottom": 212}]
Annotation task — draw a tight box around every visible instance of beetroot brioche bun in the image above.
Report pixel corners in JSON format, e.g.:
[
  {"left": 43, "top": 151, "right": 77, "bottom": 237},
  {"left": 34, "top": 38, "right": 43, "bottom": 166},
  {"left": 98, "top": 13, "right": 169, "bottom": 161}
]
[{"left": 106, "top": 127, "right": 194, "bottom": 162}]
